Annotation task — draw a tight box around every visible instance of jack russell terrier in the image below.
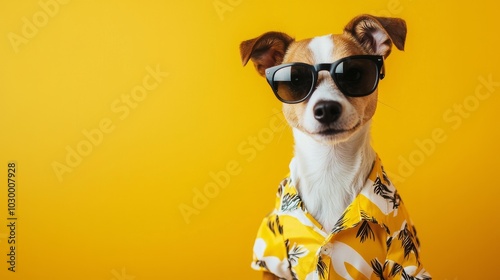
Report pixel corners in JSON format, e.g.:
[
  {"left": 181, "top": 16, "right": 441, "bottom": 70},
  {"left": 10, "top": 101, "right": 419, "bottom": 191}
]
[{"left": 240, "top": 15, "right": 431, "bottom": 280}]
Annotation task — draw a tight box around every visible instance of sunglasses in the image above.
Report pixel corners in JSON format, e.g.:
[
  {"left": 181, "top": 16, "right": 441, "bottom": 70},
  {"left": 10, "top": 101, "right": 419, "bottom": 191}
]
[{"left": 265, "top": 55, "right": 385, "bottom": 104}]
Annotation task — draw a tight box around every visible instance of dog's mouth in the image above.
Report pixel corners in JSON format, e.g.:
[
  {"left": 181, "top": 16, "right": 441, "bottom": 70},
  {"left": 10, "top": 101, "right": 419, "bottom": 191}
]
[{"left": 316, "top": 121, "right": 361, "bottom": 137}]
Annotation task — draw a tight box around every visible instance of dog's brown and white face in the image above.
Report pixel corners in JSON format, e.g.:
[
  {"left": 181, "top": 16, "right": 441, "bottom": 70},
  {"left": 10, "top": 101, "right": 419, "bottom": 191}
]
[{"left": 240, "top": 15, "right": 406, "bottom": 145}]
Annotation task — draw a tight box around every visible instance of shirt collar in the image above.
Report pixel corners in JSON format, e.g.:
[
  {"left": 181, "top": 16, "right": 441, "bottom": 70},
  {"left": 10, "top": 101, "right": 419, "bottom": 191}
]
[{"left": 277, "top": 155, "right": 400, "bottom": 235}]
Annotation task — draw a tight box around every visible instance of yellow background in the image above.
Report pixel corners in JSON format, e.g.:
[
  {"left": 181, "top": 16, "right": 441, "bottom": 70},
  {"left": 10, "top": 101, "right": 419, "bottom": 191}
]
[{"left": 0, "top": 0, "right": 499, "bottom": 279}]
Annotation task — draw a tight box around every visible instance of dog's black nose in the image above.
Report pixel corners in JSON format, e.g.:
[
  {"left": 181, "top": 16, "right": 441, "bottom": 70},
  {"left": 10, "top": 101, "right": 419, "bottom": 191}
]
[{"left": 313, "top": 101, "right": 342, "bottom": 124}]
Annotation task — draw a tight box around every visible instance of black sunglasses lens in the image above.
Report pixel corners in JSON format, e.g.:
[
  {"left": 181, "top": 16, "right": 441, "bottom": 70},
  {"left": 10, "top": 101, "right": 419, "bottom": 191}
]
[
  {"left": 273, "top": 65, "right": 314, "bottom": 102},
  {"left": 334, "top": 58, "right": 378, "bottom": 96}
]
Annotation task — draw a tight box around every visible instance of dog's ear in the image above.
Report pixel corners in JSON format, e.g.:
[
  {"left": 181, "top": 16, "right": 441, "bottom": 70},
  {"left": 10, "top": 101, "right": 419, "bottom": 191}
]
[
  {"left": 240, "top": 32, "right": 294, "bottom": 76},
  {"left": 344, "top": 14, "right": 407, "bottom": 58}
]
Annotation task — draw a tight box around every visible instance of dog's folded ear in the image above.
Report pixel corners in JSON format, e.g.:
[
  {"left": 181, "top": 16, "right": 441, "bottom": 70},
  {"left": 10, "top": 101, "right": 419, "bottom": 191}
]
[
  {"left": 344, "top": 14, "right": 407, "bottom": 58},
  {"left": 240, "top": 32, "right": 294, "bottom": 76}
]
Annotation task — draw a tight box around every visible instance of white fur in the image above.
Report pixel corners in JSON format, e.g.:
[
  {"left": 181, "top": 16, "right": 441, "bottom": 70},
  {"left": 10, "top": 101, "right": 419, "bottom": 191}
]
[
  {"left": 308, "top": 34, "right": 334, "bottom": 63},
  {"left": 290, "top": 124, "right": 375, "bottom": 232},
  {"left": 288, "top": 35, "right": 377, "bottom": 232}
]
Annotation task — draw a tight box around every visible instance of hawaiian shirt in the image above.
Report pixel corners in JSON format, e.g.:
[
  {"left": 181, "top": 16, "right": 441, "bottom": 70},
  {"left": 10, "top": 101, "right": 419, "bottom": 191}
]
[{"left": 251, "top": 156, "right": 431, "bottom": 279}]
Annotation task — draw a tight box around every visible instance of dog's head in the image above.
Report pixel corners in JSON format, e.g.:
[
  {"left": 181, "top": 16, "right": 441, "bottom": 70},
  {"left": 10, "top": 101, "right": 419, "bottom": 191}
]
[{"left": 240, "top": 15, "right": 406, "bottom": 145}]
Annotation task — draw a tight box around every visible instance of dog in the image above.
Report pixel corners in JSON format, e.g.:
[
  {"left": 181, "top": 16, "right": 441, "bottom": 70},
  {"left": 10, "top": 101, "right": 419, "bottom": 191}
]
[{"left": 240, "top": 15, "right": 431, "bottom": 280}]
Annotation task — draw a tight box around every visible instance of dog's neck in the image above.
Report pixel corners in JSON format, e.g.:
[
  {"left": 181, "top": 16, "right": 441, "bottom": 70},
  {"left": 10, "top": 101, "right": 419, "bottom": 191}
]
[{"left": 289, "top": 122, "right": 376, "bottom": 232}]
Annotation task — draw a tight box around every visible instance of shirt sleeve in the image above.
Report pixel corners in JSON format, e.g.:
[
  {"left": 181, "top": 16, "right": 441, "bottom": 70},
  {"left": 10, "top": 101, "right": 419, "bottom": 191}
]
[
  {"left": 251, "top": 214, "right": 293, "bottom": 279},
  {"left": 384, "top": 220, "right": 431, "bottom": 279}
]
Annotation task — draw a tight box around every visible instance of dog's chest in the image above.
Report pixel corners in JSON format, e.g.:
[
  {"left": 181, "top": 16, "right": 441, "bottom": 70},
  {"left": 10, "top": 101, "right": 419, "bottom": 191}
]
[{"left": 297, "top": 179, "right": 354, "bottom": 233}]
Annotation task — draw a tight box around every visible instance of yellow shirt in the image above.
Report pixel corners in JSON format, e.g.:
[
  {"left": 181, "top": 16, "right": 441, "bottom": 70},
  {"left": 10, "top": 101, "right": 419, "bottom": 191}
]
[{"left": 251, "top": 156, "right": 431, "bottom": 280}]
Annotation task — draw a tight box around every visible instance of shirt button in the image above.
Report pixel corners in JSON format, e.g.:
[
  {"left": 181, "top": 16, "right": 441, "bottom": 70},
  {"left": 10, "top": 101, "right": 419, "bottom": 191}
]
[{"left": 321, "top": 243, "right": 333, "bottom": 255}]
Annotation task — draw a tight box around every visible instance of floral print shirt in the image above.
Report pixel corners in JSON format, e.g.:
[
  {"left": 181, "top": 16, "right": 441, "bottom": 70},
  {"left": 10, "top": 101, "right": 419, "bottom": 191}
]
[{"left": 251, "top": 156, "right": 431, "bottom": 279}]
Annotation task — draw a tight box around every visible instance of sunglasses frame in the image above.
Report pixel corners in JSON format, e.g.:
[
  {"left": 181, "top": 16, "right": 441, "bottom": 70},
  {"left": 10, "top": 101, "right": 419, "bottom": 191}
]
[{"left": 265, "top": 55, "right": 385, "bottom": 104}]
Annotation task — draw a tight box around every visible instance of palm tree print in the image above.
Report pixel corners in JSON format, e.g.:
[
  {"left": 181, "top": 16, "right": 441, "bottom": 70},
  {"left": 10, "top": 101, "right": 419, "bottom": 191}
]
[
  {"left": 372, "top": 259, "right": 407, "bottom": 280},
  {"left": 284, "top": 239, "right": 308, "bottom": 280},
  {"left": 279, "top": 177, "right": 290, "bottom": 188},
  {"left": 281, "top": 193, "right": 303, "bottom": 212},
  {"left": 389, "top": 190, "right": 402, "bottom": 210},
  {"left": 331, "top": 210, "right": 348, "bottom": 234},
  {"left": 277, "top": 178, "right": 289, "bottom": 197},
  {"left": 361, "top": 210, "right": 379, "bottom": 223},
  {"left": 356, "top": 210, "right": 382, "bottom": 243},
  {"left": 285, "top": 239, "right": 309, "bottom": 280},
  {"left": 398, "top": 223, "right": 420, "bottom": 264},
  {"left": 386, "top": 236, "right": 393, "bottom": 251},
  {"left": 381, "top": 166, "right": 391, "bottom": 185},
  {"left": 285, "top": 239, "right": 309, "bottom": 266},
  {"left": 250, "top": 158, "right": 430, "bottom": 279},
  {"left": 372, "top": 261, "right": 432, "bottom": 280},
  {"left": 255, "top": 260, "right": 268, "bottom": 270},
  {"left": 356, "top": 220, "right": 375, "bottom": 243},
  {"left": 371, "top": 259, "right": 385, "bottom": 280},
  {"left": 389, "top": 263, "right": 403, "bottom": 278},
  {"left": 382, "top": 223, "right": 391, "bottom": 235},
  {"left": 374, "top": 176, "right": 392, "bottom": 199},
  {"left": 413, "top": 225, "right": 421, "bottom": 247},
  {"left": 373, "top": 176, "right": 401, "bottom": 210},
  {"left": 267, "top": 215, "right": 284, "bottom": 236},
  {"left": 401, "top": 269, "right": 432, "bottom": 280},
  {"left": 316, "top": 255, "right": 328, "bottom": 279}
]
